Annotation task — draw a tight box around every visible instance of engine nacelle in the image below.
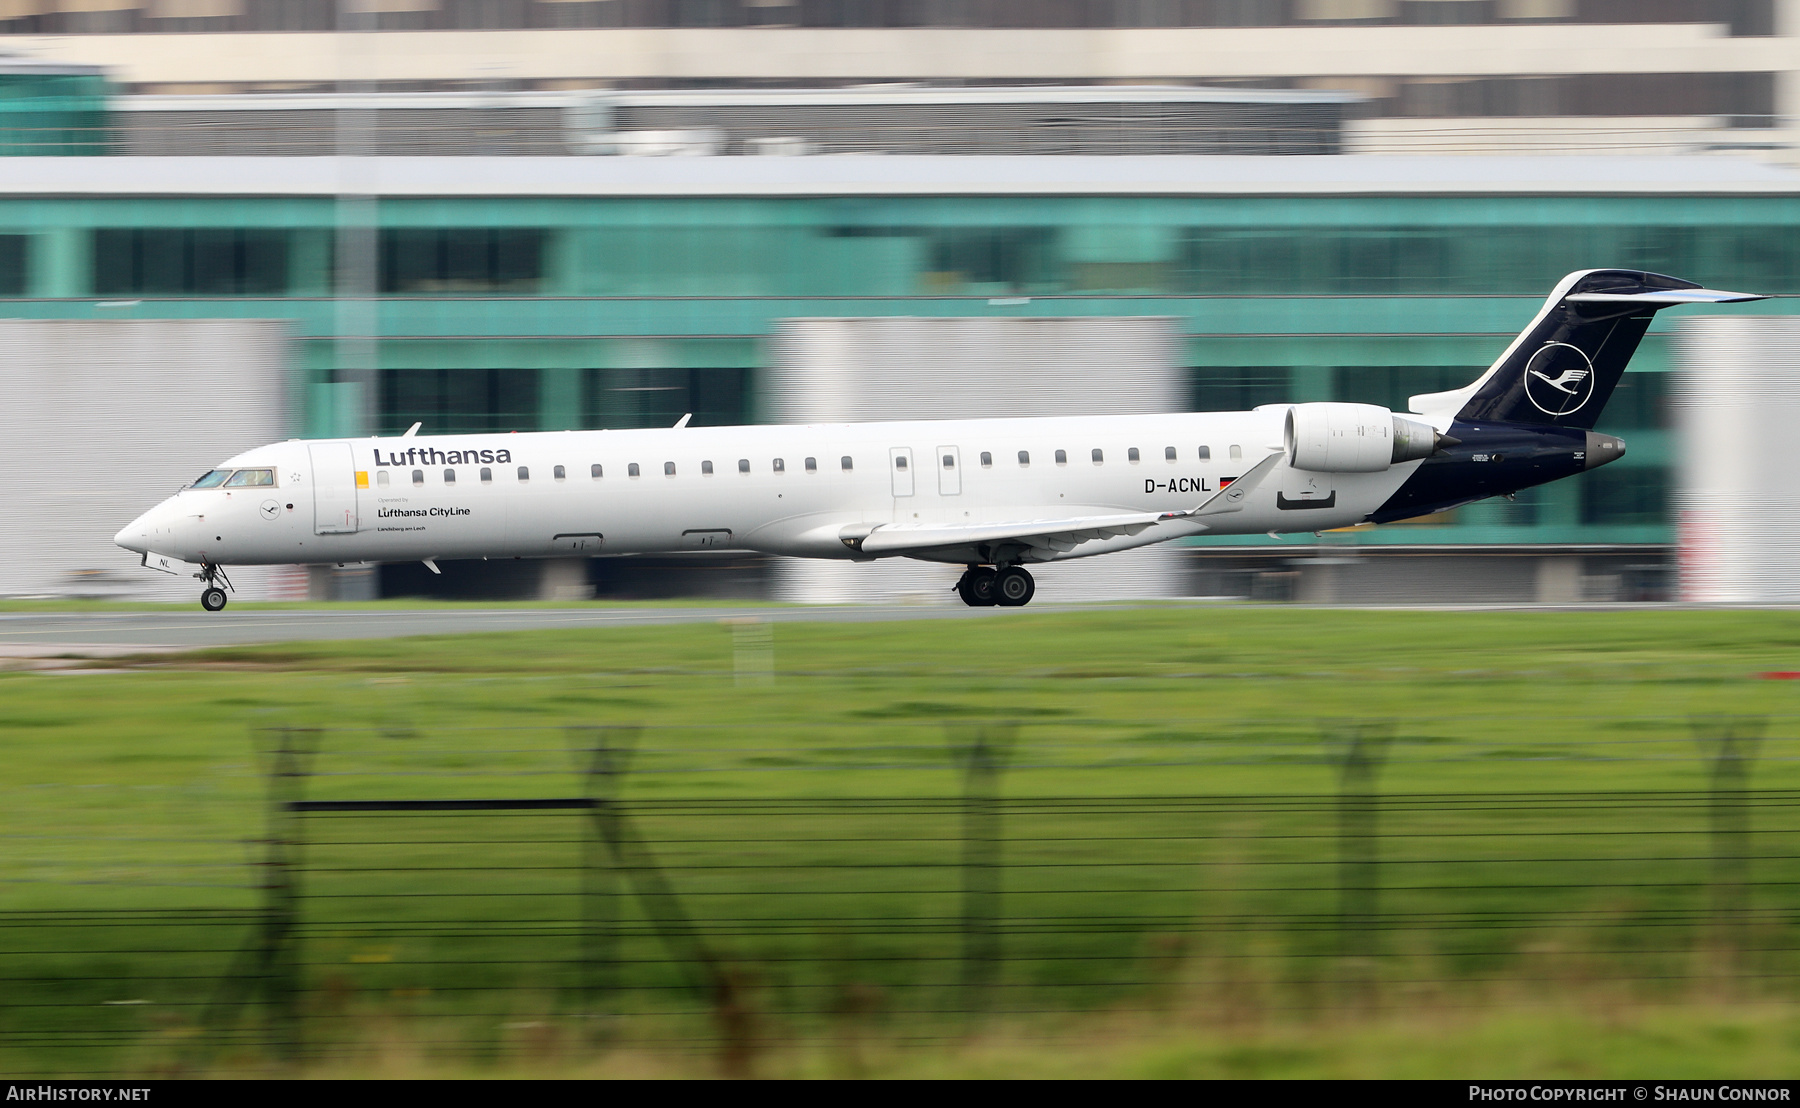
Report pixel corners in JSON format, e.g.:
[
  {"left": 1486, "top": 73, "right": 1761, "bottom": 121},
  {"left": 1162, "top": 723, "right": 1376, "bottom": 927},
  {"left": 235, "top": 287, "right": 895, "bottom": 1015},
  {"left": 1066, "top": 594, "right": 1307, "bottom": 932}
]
[{"left": 1284, "top": 402, "right": 1441, "bottom": 473}]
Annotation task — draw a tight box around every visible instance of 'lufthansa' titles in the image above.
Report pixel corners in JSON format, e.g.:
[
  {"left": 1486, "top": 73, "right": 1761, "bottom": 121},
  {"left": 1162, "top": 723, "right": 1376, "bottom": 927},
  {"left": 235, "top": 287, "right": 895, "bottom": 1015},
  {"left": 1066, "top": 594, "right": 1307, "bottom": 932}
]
[{"left": 373, "top": 446, "right": 512, "bottom": 466}]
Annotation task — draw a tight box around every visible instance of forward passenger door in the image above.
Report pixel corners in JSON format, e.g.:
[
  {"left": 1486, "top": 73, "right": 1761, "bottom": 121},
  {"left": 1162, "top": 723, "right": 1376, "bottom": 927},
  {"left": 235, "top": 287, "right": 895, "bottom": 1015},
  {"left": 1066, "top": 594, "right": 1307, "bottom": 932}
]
[{"left": 307, "top": 442, "right": 361, "bottom": 535}]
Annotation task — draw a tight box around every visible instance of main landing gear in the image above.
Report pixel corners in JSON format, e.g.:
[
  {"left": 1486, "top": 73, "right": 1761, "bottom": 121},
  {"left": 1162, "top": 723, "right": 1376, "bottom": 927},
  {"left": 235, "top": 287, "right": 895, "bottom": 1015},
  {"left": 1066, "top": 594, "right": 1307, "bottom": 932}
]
[
  {"left": 197, "top": 562, "right": 234, "bottom": 612},
  {"left": 955, "top": 564, "right": 1035, "bottom": 608}
]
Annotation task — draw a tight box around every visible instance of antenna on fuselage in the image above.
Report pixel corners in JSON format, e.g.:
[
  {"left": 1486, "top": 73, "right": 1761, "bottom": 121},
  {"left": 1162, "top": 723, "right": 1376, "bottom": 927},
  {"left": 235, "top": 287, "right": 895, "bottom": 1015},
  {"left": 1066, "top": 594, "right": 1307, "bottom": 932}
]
[
  {"left": 673, "top": 413, "right": 692, "bottom": 429},
  {"left": 402, "top": 422, "right": 422, "bottom": 437}
]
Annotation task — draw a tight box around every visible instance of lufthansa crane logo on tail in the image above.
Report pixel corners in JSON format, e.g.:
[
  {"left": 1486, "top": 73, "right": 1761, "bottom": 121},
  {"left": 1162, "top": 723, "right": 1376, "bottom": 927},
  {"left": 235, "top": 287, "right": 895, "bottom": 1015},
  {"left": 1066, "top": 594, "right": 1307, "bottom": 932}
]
[{"left": 1524, "top": 342, "right": 1596, "bottom": 418}]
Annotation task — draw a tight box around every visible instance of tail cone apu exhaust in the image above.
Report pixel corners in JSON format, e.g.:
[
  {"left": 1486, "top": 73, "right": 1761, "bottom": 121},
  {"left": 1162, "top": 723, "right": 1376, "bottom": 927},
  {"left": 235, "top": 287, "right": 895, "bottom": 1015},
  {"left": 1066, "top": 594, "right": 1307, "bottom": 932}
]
[{"left": 1584, "top": 431, "right": 1626, "bottom": 470}]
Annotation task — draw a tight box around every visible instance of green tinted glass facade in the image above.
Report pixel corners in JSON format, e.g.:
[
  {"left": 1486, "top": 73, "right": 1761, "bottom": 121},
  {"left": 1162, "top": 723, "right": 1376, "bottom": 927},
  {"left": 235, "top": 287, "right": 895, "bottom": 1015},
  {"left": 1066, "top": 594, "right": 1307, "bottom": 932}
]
[
  {"left": 0, "top": 71, "right": 109, "bottom": 156},
  {"left": 3, "top": 189, "right": 1788, "bottom": 549}
]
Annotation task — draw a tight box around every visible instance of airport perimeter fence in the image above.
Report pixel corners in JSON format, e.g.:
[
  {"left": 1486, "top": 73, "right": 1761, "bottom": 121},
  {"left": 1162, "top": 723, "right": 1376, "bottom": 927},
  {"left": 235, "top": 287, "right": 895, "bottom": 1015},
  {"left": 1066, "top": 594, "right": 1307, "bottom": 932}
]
[{"left": 2, "top": 716, "right": 1800, "bottom": 1075}]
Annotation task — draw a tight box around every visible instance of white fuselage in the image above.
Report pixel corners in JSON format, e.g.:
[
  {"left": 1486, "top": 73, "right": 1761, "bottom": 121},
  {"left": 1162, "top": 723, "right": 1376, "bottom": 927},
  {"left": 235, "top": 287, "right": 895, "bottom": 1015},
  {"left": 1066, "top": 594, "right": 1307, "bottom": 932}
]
[{"left": 115, "top": 412, "right": 1421, "bottom": 570}]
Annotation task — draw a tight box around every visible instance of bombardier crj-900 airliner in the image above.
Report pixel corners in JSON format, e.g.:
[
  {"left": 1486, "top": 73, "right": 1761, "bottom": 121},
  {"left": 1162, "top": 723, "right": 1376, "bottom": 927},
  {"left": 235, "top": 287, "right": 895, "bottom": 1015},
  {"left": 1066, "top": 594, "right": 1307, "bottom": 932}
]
[{"left": 116, "top": 270, "right": 1762, "bottom": 611}]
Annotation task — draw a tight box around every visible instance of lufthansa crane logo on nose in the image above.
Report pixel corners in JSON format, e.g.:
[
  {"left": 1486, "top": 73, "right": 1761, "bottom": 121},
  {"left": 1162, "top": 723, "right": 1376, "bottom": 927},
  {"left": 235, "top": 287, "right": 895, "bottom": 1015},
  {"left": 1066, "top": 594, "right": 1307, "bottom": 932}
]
[{"left": 1524, "top": 342, "right": 1595, "bottom": 417}]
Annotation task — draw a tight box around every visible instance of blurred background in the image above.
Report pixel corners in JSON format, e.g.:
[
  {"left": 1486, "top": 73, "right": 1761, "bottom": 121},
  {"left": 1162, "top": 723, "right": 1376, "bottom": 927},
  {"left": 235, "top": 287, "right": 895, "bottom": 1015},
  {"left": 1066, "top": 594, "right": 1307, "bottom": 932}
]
[{"left": 0, "top": 0, "right": 1798, "bottom": 604}]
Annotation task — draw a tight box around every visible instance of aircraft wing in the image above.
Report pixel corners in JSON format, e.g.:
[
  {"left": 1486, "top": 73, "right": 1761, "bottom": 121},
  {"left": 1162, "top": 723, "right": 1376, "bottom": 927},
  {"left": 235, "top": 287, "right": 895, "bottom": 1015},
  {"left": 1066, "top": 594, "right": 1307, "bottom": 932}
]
[{"left": 852, "top": 451, "right": 1284, "bottom": 558}]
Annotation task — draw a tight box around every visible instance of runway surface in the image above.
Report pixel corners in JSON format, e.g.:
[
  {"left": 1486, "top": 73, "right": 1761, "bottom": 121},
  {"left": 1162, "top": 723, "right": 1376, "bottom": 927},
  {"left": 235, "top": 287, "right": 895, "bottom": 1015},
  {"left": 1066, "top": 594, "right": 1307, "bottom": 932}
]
[
  {"left": 0, "top": 600, "right": 1716, "bottom": 660},
  {"left": 0, "top": 602, "right": 1107, "bottom": 654}
]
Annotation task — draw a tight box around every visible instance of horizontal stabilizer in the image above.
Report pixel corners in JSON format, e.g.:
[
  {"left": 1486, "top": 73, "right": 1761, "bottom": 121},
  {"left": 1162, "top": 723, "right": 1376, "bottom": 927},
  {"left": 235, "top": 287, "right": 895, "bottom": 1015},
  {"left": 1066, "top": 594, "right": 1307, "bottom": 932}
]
[{"left": 1566, "top": 288, "right": 1766, "bottom": 306}]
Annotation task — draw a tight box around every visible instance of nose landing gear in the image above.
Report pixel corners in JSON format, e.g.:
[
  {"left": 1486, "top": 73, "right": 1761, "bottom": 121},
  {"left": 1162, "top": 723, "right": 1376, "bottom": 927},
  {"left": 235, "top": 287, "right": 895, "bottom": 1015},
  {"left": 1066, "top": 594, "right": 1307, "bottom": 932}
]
[
  {"left": 196, "top": 562, "right": 234, "bottom": 612},
  {"left": 955, "top": 564, "right": 1035, "bottom": 608}
]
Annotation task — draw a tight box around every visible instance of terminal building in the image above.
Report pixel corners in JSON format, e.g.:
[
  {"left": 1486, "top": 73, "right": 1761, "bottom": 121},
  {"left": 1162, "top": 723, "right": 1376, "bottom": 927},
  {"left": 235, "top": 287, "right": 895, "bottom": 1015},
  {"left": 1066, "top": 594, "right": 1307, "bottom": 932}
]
[{"left": 0, "top": 2, "right": 1794, "bottom": 162}]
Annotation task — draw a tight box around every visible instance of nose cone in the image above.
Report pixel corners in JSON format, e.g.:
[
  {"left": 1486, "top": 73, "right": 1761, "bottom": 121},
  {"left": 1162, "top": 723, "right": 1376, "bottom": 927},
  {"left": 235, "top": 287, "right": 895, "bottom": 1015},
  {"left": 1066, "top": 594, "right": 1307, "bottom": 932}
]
[
  {"left": 114, "top": 514, "right": 152, "bottom": 554},
  {"left": 1585, "top": 432, "right": 1626, "bottom": 470},
  {"left": 115, "top": 496, "right": 184, "bottom": 556}
]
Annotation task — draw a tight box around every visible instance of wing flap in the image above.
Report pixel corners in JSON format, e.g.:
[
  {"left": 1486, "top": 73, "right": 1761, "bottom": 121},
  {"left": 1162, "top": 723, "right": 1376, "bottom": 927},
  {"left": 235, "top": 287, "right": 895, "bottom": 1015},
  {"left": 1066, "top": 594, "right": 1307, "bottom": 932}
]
[{"left": 856, "top": 512, "right": 1164, "bottom": 556}]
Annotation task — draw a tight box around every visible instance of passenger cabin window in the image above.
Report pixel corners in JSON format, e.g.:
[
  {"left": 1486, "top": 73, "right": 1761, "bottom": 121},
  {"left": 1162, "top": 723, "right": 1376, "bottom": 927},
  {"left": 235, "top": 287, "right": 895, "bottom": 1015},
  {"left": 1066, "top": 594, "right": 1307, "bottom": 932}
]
[
  {"left": 628, "top": 463, "right": 640, "bottom": 477},
  {"left": 1091, "top": 449, "right": 1103, "bottom": 464},
  {"left": 1166, "top": 446, "right": 1178, "bottom": 461},
  {"left": 191, "top": 469, "right": 230, "bottom": 489},
  {"left": 664, "top": 462, "right": 676, "bottom": 476},
  {"left": 480, "top": 467, "right": 492, "bottom": 483},
  {"left": 1018, "top": 451, "right": 1029, "bottom": 466},
  {"left": 980, "top": 452, "right": 992, "bottom": 467},
  {"left": 805, "top": 457, "right": 817, "bottom": 472},
  {"left": 1198, "top": 446, "right": 1211, "bottom": 461},
  {"left": 518, "top": 466, "right": 530, "bottom": 481},
  {"left": 412, "top": 469, "right": 424, "bottom": 486},
  {"left": 1128, "top": 448, "right": 1140, "bottom": 463},
  {"left": 223, "top": 468, "right": 274, "bottom": 487},
  {"left": 444, "top": 469, "right": 455, "bottom": 484},
  {"left": 841, "top": 456, "right": 853, "bottom": 471},
  {"left": 1055, "top": 449, "right": 1067, "bottom": 465},
  {"left": 554, "top": 465, "right": 566, "bottom": 480},
  {"left": 738, "top": 459, "right": 750, "bottom": 473},
  {"left": 1229, "top": 445, "right": 1242, "bottom": 460},
  {"left": 376, "top": 471, "right": 390, "bottom": 488},
  {"left": 773, "top": 458, "right": 785, "bottom": 472},
  {"left": 702, "top": 460, "right": 714, "bottom": 475},
  {"left": 591, "top": 464, "right": 603, "bottom": 478},
  {"left": 943, "top": 453, "right": 955, "bottom": 469}
]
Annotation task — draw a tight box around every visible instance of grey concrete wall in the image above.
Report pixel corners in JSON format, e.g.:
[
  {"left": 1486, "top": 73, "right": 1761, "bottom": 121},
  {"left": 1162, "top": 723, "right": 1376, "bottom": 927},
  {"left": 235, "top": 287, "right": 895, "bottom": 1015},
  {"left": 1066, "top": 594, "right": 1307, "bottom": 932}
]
[{"left": 0, "top": 318, "right": 296, "bottom": 602}]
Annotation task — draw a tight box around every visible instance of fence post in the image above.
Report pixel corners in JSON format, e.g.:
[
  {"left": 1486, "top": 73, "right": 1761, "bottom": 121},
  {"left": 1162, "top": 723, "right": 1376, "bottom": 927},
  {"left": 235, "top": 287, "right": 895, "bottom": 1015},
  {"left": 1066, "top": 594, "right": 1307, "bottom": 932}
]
[
  {"left": 723, "top": 618, "right": 774, "bottom": 687},
  {"left": 257, "top": 725, "right": 319, "bottom": 1063},
  {"left": 1330, "top": 721, "right": 1392, "bottom": 981},
  {"left": 1694, "top": 714, "right": 1765, "bottom": 974},
  {"left": 572, "top": 724, "right": 636, "bottom": 1025},
  {"left": 949, "top": 722, "right": 1014, "bottom": 1014}
]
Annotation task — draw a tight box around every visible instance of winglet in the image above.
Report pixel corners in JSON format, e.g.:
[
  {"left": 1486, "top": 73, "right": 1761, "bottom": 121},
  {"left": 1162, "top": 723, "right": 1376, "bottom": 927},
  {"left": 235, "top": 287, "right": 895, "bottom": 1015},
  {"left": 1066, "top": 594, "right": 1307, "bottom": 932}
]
[{"left": 1161, "top": 451, "right": 1286, "bottom": 522}]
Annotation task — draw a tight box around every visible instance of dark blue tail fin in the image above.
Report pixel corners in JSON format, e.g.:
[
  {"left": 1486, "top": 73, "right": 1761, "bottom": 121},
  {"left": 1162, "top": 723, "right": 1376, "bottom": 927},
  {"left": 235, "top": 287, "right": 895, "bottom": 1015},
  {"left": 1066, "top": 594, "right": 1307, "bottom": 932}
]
[{"left": 1410, "top": 270, "right": 1763, "bottom": 430}]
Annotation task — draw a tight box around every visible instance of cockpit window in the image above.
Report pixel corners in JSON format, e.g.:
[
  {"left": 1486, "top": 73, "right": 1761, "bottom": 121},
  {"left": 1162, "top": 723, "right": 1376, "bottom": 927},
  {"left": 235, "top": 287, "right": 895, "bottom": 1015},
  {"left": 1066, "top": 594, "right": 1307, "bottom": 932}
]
[
  {"left": 223, "top": 468, "right": 275, "bottom": 487},
  {"left": 190, "top": 469, "right": 230, "bottom": 489}
]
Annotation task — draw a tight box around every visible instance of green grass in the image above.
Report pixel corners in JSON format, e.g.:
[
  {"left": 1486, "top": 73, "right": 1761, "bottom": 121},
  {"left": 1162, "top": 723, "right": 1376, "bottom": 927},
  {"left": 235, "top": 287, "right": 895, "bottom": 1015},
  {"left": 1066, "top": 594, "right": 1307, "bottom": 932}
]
[{"left": 6, "top": 606, "right": 1800, "bottom": 1077}]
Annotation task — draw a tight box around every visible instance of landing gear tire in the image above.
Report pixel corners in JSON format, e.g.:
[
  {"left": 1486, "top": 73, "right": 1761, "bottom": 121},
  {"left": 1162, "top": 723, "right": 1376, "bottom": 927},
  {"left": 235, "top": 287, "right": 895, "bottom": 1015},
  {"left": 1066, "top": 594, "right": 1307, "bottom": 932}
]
[
  {"left": 200, "top": 587, "right": 228, "bottom": 612},
  {"left": 995, "top": 566, "right": 1035, "bottom": 607},
  {"left": 957, "top": 566, "right": 999, "bottom": 607}
]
